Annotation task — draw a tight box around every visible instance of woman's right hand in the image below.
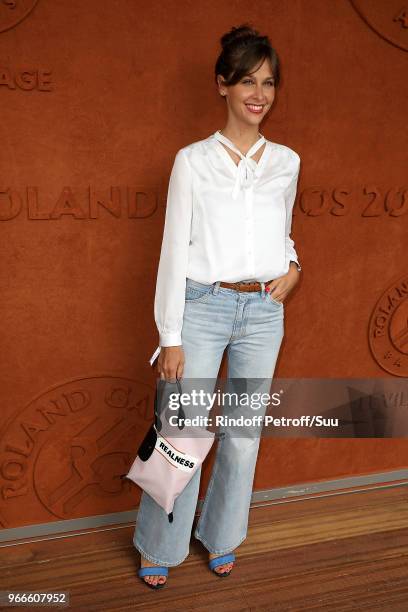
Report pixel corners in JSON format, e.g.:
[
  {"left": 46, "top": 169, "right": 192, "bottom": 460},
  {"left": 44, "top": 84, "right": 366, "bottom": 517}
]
[{"left": 157, "top": 346, "right": 185, "bottom": 382}]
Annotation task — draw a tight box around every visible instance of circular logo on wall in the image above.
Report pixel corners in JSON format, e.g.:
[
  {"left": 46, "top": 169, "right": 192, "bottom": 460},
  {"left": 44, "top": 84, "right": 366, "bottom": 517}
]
[
  {"left": 0, "top": 0, "right": 39, "bottom": 34},
  {"left": 0, "top": 376, "right": 154, "bottom": 527},
  {"left": 351, "top": 1, "right": 408, "bottom": 52},
  {"left": 369, "top": 274, "right": 408, "bottom": 377}
]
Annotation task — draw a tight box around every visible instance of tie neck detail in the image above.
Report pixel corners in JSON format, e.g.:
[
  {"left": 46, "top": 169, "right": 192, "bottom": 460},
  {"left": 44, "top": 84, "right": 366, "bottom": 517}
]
[{"left": 214, "top": 130, "right": 267, "bottom": 199}]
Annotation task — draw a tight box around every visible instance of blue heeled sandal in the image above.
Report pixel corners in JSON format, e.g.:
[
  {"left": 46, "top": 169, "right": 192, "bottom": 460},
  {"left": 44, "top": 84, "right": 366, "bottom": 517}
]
[
  {"left": 208, "top": 552, "right": 235, "bottom": 577},
  {"left": 138, "top": 566, "right": 168, "bottom": 589}
]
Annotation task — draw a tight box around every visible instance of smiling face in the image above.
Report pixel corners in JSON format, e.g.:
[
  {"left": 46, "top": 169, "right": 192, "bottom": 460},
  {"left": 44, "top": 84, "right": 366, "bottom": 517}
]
[{"left": 217, "top": 57, "right": 275, "bottom": 128}]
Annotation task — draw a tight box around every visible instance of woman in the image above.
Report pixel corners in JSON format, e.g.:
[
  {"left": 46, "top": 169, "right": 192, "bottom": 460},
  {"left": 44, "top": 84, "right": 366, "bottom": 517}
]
[{"left": 135, "top": 23, "right": 302, "bottom": 589}]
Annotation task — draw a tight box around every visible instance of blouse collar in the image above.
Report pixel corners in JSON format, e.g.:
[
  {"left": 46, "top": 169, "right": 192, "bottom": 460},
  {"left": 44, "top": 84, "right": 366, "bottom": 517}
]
[{"left": 213, "top": 130, "right": 267, "bottom": 199}]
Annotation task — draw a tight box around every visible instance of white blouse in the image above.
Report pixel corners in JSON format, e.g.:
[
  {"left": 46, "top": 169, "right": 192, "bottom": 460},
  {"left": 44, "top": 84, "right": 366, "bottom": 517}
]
[{"left": 148, "top": 130, "right": 301, "bottom": 366}]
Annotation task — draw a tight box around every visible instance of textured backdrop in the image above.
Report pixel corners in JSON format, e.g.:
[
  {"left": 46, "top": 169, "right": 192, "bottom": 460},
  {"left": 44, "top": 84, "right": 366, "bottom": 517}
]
[{"left": 0, "top": 0, "right": 407, "bottom": 530}]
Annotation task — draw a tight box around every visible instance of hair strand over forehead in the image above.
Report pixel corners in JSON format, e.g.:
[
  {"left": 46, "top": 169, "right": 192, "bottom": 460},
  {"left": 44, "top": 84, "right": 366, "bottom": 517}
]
[{"left": 215, "top": 23, "right": 281, "bottom": 88}]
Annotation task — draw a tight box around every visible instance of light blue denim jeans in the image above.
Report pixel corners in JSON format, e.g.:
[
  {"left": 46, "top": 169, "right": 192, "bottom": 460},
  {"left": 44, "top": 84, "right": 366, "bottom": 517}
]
[{"left": 133, "top": 277, "right": 284, "bottom": 566}]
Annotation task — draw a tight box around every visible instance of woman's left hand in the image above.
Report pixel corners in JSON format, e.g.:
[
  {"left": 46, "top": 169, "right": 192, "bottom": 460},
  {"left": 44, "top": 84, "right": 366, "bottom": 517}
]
[{"left": 265, "top": 263, "right": 300, "bottom": 303}]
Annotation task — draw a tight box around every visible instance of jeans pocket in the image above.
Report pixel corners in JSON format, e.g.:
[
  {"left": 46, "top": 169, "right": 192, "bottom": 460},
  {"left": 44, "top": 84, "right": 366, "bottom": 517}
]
[
  {"left": 266, "top": 292, "right": 283, "bottom": 307},
  {"left": 185, "top": 284, "right": 213, "bottom": 304}
]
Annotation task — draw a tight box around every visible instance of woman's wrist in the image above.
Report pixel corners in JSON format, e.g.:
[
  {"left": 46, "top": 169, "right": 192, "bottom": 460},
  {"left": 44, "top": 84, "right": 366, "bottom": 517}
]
[{"left": 289, "top": 261, "right": 301, "bottom": 274}]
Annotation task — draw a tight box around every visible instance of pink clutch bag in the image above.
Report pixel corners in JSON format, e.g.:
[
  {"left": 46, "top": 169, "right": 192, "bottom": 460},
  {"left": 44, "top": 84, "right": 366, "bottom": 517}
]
[{"left": 123, "top": 379, "right": 216, "bottom": 523}]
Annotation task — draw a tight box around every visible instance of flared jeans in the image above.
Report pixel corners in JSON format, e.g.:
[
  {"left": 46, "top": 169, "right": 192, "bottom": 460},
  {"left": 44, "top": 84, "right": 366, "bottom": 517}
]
[{"left": 133, "top": 277, "right": 284, "bottom": 566}]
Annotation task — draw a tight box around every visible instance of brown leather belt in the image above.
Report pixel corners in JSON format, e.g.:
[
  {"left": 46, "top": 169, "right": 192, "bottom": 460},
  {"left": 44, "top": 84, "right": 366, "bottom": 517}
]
[{"left": 219, "top": 280, "right": 273, "bottom": 292}]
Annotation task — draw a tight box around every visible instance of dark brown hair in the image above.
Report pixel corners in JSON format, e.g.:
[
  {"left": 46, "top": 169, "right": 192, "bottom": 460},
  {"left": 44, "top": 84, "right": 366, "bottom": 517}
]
[{"left": 214, "top": 23, "right": 280, "bottom": 89}]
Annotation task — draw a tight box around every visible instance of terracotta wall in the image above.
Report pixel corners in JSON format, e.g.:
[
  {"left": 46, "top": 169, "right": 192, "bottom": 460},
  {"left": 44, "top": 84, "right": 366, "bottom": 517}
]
[{"left": 0, "top": 0, "right": 407, "bottom": 530}]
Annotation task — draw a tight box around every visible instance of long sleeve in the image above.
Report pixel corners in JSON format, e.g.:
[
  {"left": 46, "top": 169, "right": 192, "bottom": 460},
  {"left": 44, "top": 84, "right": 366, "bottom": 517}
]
[
  {"left": 153, "top": 148, "right": 193, "bottom": 347},
  {"left": 284, "top": 155, "right": 302, "bottom": 272}
]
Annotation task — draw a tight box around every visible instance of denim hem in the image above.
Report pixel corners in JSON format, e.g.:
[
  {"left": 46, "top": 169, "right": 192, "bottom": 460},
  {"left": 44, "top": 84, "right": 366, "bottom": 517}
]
[
  {"left": 133, "top": 539, "right": 189, "bottom": 567},
  {"left": 194, "top": 531, "right": 247, "bottom": 555}
]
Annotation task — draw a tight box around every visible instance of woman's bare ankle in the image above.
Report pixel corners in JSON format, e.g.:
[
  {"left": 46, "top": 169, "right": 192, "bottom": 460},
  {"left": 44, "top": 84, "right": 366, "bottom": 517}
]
[{"left": 141, "top": 554, "right": 160, "bottom": 567}]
